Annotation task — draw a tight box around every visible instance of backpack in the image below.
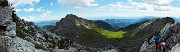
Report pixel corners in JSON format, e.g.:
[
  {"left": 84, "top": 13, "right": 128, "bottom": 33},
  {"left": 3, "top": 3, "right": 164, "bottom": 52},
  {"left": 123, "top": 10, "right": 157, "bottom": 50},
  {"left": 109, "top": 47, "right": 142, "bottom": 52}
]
[{"left": 154, "top": 34, "right": 161, "bottom": 42}]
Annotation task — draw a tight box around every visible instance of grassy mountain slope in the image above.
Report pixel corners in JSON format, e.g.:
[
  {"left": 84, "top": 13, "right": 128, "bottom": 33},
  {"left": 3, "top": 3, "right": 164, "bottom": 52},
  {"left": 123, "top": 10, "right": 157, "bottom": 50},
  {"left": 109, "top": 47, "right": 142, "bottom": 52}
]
[
  {"left": 51, "top": 14, "right": 175, "bottom": 52},
  {"left": 50, "top": 14, "right": 127, "bottom": 46}
]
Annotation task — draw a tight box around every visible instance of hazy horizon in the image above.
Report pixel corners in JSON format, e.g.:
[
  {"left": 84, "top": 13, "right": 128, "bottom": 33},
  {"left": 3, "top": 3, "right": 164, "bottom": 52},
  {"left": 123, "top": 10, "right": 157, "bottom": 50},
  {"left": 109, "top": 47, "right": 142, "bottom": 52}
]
[{"left": 9, "top": 0, "right": 180, "bottom": 21}]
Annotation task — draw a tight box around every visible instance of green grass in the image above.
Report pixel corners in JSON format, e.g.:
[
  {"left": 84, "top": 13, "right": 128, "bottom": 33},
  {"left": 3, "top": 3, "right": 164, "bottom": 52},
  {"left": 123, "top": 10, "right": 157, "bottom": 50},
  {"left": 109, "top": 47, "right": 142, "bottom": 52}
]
[
  {"left": 35, "top": 44, "right": 47, "bottom": 51},
  {"left": 75, "top": 19, "right": 127, "bottom": 38},
  {"left": 93, "top": 27, "right": 127, "bottom": 38}
]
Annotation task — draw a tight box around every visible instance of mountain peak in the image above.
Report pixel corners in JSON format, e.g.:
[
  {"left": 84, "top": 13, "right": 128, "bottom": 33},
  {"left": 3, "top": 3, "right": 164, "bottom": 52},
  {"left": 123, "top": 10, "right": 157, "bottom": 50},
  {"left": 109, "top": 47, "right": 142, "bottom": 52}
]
[{"left": 65, "top": 14, "right": 79, "bottom": 19}]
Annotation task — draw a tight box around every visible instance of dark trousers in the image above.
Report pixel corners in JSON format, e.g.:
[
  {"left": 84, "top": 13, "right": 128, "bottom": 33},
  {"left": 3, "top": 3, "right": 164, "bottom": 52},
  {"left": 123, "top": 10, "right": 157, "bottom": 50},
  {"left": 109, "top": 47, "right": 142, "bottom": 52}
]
[{"left": 155, "top": 42, "right": 158, "bottom": 51}]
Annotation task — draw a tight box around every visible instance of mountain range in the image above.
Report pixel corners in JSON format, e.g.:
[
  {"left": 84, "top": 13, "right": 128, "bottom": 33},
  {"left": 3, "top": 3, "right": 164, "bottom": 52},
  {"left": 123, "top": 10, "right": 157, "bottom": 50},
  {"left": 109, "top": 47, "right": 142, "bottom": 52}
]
[
  {"left": 104, "top": 18, "right": 150, "bottom": 29},
  {"left": 34, "top": 20, "right": 59, "bottom": 27},
  {"left": 0, "top": 0, "right": 180, "bottom": 52}
]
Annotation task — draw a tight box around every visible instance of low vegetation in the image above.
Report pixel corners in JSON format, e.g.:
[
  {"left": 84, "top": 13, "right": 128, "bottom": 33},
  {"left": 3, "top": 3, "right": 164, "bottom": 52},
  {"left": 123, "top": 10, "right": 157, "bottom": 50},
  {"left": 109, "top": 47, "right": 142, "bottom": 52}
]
[
  {"left": 94, "top": 27, "right": 126, "bottom": 38},
  {"left": 35, "top": 44, "right": 47, "bottom": 51}
]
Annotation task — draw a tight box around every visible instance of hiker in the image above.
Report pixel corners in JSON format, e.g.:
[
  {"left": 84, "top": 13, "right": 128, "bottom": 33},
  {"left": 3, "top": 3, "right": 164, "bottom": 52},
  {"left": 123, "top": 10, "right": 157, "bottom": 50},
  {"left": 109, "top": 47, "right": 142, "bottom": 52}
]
[
  {"left": 154, "top": 31, "right": 161, "bottom": 51},
  {"left": 157, "top": 38, "right": 171, "bottom": 52}
]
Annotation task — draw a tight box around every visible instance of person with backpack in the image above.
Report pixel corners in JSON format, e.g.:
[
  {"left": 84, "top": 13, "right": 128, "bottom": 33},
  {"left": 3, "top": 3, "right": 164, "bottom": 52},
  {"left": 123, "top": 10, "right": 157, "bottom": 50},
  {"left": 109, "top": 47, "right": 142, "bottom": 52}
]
[
  {"left": 154, "top": 31, "right": 161, "bottom": 51},
  {"left": 157, "top": 38, "right": 171, "bottom": 52}
]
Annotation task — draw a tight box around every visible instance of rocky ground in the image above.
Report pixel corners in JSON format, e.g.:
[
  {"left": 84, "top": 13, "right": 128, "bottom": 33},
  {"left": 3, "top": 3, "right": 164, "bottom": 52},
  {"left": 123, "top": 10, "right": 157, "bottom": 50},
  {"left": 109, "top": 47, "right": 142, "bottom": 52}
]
[
  {"left": 140, "top": 22, "right": 180, "bottom": 52},
  {"left": 5, "top": 36, "right": 45, "bottom": 52}
]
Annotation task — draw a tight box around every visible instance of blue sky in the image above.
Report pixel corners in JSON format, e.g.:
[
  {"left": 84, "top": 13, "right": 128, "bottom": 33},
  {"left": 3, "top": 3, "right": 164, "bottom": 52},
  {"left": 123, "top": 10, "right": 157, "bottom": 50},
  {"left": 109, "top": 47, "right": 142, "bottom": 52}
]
[{"left": 8, "top": 0, "right": 180, "bottom": 21}]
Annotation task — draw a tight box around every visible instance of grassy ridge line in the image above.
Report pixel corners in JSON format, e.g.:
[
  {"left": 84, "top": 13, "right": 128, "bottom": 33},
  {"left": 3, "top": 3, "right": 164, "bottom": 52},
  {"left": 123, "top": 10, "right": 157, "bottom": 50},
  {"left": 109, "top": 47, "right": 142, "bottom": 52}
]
[{"left": 125, "top": 18, "right": 156, "bottom": 37}]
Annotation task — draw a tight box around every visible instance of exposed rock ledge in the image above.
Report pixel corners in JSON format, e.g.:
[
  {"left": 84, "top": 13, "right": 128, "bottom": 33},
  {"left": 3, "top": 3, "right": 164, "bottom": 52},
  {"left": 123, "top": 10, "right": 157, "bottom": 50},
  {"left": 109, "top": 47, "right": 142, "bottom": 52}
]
[{"left": 4, "top": 36, "right": 45, "bottom": 52}]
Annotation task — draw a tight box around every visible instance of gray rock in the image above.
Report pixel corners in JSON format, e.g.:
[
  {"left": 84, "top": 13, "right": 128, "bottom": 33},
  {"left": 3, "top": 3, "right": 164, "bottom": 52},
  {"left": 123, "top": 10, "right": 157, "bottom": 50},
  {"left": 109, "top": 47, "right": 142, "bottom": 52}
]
[
  {"left": 24, "top": 26, "right": 28, "bottom": 30},
  {"left": 0, "top": 6, "right": 16, "bottom": 37},
  {"left": 102, "top": 49, "right": 118, "bottom": 52},
  {"left": 5, "top": 36, "right": 45, "bottom": 52},
  {"left": 24, "top": 36, "right": 34, "bottom": 43},
  {"left": 52, "top": 47, "right": 78, "bottom": 52}
]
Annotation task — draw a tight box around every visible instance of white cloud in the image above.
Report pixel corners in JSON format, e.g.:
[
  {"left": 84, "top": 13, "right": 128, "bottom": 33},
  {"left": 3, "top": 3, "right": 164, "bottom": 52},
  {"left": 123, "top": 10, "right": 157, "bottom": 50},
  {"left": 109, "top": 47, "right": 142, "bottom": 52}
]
[
  {"left": 47, "top": 11, "right": 52, "bottom": 14},
  {"left": 153, "top": 5, "right": 169, "bottom": 11},
  {"left": 24, "top": 8, "right": 34, "bottom": 12},
  {"left": 41, "top": 11, "right": 52, "bottom": 18},
  {"left": 36, "top": 8, "right": 41, "bottom": 11},
  {"left": 8, "top": 0, "right": 40, "bottom": 7},
  {"left": 128, "top": 0, "right": 172, "bottom": 11},
  {"left": 93, "top": 0, "right": 180, "bottom": 17},
  {"left": 128, "top": 0, "right": 138, "bottom": 5},
  {"left": 109, "top": 2, "right": 134, "bottom": 9},
  {"left": 96, "top": 2, "right": 134, "bottom": 10},
  {"left": 36, "top": 7, "right": 44, "bottom": 11},
  {"left": 51, "top": 2, "right": 53, "bottom": 6},
  {"left": 137, "top": 3, "right": 147, "bottom": 10},
  {"left": 58, "top": 0, "right": 98, "bottom": 8},
  {"left": 146, "top": 0, "right": 171, "bottom": 6},
  {"left": 14, "top": 8, "right": 22, "bottom": 13},
  {"left": 146, "top": 0, "right": 171, "bottom": 11},
  {"left": 21, "top": 16, "right": 35, "bottom": 21}
]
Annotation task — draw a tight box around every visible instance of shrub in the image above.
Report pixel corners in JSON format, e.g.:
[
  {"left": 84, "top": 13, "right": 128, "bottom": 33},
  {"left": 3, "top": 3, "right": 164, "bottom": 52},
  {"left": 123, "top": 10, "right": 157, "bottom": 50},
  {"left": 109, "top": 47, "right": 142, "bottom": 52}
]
[{"left": 35, "top": 44, "right": 47, "bottom": 50}]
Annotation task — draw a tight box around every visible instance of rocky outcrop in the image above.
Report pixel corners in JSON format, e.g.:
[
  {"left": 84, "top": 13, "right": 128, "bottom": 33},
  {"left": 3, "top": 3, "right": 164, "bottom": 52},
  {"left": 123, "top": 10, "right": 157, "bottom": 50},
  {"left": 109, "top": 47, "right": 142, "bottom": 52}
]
[
  {"left": 0, "top": 0, "right": 16, "bottom": 37},
  {"left": 117, "top": 17, "right": 174, "bottom": 52},
  {"left": 15, "top": 15, "right": 63, "bottom": 51},
  {"left": 5, "top": 36, "right": 45, "bottom": 52},
  {"left": 0, "top": 35, "right": 6, "bottom": 51},
  {"left": 139, "top": 23, "right": 174, "bottom": 52},
  {"left": 0, "top": 0, "right": 63, "bottom": 52},
  {"left": 139, "top": 18, "right": 180, "bottom": 52}
]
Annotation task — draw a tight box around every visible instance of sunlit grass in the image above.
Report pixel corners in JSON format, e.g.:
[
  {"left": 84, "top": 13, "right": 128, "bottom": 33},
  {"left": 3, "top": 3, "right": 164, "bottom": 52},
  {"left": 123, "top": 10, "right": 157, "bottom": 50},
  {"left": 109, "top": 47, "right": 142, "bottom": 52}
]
[{"left": 93, "top": 27, "right": 127, "bottom": 38}]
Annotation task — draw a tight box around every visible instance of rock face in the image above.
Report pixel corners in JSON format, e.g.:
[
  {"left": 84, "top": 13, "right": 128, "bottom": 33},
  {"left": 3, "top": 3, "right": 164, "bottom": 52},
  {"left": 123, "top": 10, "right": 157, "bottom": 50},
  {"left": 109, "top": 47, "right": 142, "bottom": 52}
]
[
  {"left": 139, "top": 23, "right": 174, "bottom": 52},
  {"left": 5, "top": 36, "right": 45, "bottom": 52},
  {"left": 0, "top": 1, "right": 16, "bottom": 37},
  {"left": 15, "top": 15, "right": 63, "bottom": 51},
  {"left": 0, "top": 0, "right": 41, "bottom": 52},
  {"left": 0, "top": 0, "right": 62, "bottom": 52},
  {"left": 0, "top": 35, "right": 6, "bottom": 51},
  {"left": 139, "top": 18, "right": 180, "bottom": 52}
]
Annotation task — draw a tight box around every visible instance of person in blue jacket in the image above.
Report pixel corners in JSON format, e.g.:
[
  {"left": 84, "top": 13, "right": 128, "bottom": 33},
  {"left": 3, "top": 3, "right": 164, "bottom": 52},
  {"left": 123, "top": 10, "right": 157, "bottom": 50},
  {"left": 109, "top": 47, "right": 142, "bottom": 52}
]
[{"left": 154, "top": 31, "right": 161, "bottom": 51}]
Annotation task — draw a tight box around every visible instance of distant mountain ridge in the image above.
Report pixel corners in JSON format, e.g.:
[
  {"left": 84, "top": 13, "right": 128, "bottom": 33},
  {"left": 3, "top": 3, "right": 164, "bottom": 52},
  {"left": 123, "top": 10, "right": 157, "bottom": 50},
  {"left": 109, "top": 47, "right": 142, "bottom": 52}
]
[
  {"left": 34, "top": 20, "right": 59, "bottom": 26},
  {"left": 94, "top": 20, "right": 116, "bottom": 31},
  {"left": 103, "top": 18, "right": 150, "bottom": 29},
  {"left": 34, "top": 16, "right": 153, "bottom": 29},
  {"left": 118, "top": 19, "right": 149, "bottom": 30}
]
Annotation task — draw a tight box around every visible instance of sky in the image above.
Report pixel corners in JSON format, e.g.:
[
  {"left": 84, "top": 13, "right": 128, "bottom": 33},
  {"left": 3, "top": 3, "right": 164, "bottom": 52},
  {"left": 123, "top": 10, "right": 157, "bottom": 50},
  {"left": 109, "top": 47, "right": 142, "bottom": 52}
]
[{"left": 8, "top": 0, "right": 180, "bottom": 21}]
